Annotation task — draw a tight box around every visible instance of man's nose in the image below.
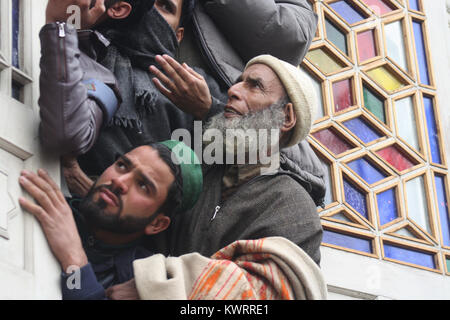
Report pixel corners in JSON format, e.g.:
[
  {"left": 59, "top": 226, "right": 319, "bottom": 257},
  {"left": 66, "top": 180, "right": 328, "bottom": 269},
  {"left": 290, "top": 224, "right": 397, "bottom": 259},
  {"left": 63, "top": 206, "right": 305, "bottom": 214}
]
[
  {"left": 227, "top": 83, "right": 243, "bottom": 101},
  {"left": 111, "top": 174, "right": 130, "bottom": 195}
]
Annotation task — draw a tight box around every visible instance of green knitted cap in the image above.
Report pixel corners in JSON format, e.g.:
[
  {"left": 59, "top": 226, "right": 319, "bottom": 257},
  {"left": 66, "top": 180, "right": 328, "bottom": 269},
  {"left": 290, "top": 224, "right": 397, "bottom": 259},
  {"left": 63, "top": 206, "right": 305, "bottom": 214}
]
[{"left": 159, "top": 140, "right": 203, "bottom": 213}]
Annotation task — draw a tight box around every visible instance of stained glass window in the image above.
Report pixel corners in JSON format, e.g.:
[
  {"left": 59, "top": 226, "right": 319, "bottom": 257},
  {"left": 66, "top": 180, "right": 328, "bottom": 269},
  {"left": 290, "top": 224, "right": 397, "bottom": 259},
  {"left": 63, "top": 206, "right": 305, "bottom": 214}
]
[
  {"left": 435, "top": 175, "right": 450, "bottom": 247},
  {"left": 312, "top": 127, "right": 355, "bottom": 156},
  {"left": 377, "top": 188, "right": 399, "bottom": 226},
  {"left": 361, "top": 0, "right": 395, "bottom": 15},
  {"left": 393, "top": 96, "right": 420, "bottom": 150},
  {"left": 412, "top": 20, "right": 431, "bottom": 85},
  {"left": 384, "top": 242, "right": 436, "bottom": 269},
  {"left": 385, "top": 20, "right": 408, "bottom": 72},
  {"left": 423, "top": 96, "right": 441, "bottom": 164},
  {"left": 303, "top": 70, "right": 325, "bottom": 120},
  {"left": 329, "top": 0, "right": 366, "bottom": 25},
  {"left": 409, "top": 0, "right": 420, "bottom": 11},
  {"left": 363, "top": 85, "right": 386, "bottom": 124},
  {"left": 333, "top": 78, "right": 354, "bottom": 112},
  {"left": 357, "top": 29, "right": 377, "bottom": 62},
  {"left": 343, "top": 178, "right": 368, "bottom": 219},
  {"left": 342, "top": 117, "right": 382, "bottom": 144},
  {"left": 367, "top": 65, "right": 406, "bottom": 92},
  {"left": 323, "top": 229, "right": 373, "bottom": 253},
  {"left": 405, "top": 176, "right": 432, "bottom": 235},
  {"left": 306, "top": 47, "right": 346, "bottom": 75},
  {"left": 325, "top": 18, "right": 348, "bottom": 55},
  {"left": 308, "top": 0, "right": 449, "bottom": 274},
  {"left": 376, "top": 145, "right": 416, "bottom": 172},
  {"left": 347, "top": 157, "right": 388, "bottom": 185}
]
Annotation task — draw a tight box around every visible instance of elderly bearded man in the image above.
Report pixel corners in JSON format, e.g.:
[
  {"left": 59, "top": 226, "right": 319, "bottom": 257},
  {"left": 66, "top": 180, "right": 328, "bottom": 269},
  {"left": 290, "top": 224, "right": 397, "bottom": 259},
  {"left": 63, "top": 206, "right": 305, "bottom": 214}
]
[
  {"left": 107, "top": 55, "right": 327, "bottom": 300},
  {"left": 18, "top": 141, "right": 203, "bottom": 300}
]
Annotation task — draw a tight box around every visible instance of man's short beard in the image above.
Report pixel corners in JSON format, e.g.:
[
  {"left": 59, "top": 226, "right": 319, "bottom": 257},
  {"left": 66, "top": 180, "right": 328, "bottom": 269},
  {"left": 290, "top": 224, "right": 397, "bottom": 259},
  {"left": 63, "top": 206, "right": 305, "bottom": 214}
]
[
  {"left": 79, "top": 184, "right": 155, "bottom": 235},
  {"left": 203, "top": 99, "right": 287, "bottom": 157}
]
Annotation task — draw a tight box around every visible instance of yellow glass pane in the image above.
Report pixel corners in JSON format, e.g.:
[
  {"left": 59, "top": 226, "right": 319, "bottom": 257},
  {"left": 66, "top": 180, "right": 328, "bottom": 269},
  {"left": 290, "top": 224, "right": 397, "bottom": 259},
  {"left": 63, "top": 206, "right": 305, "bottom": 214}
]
[
  {"left": 367, "top": 66, "right": 405, "bottom": 92},
  {"left": 306, "top": 48, "right": 344, "bottom": 75}
]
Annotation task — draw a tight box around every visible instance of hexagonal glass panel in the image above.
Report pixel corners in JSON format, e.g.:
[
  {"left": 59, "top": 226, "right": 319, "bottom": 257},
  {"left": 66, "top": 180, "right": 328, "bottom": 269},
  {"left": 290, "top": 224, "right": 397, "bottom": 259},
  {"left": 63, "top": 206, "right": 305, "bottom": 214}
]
[
  {"left": 360, "top": 0, "right": 395, "bottom": 15},
  {"left": 393, "top": 96, "right": 420, "bottom": 151},
  {"left": 347, "top": 157, "right": 388, "bottom": 185},
  {"left": 385, "top": 20, "right": 409, "bottom": 72},
  {"left": 306, "top": 47, "right": 346, "bottom": 75},
  {"left": 342, "top": 116, "right": 383, "bottom": 144},
  {"left": 325, "top": 18, "right": 348, "bottom": 55},
  {"left": 376, "top": 145, "right": 418, "bottom": 172},
  {"left": 329, "top": 0, "right": 366, "bottom": 25},
  {"left": 312, "top": 127, "right": 355, "bottom": 156},
  {"left": 367, "top": 65, "right": 407, "bottom": 92},
  {"left": 405, "top": 175, "right": 432, "bottom": 235},
  {"left": 357, "top": 29, "right": 377, "bottom": 62}
]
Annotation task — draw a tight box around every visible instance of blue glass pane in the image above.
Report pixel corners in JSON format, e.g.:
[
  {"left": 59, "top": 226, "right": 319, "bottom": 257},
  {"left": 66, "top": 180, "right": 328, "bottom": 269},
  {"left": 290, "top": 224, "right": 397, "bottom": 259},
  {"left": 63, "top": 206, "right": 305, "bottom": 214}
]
[
  {"left": 384, "top": 243, "right": 435, "bottom": 269},
  {"left": 435, "top": 175, "right": 450, "bottom": 247},
  {"left": 409, "top": 0, "right": 420, "bottom": 11},
  {"left": 329, "top": 0, "right": 365, "bottom": 25},
  {"left": 342, "top": 117, "right": 382, "bottom": 144},
  {"left": 412, "top": 21, "right": 430, "bottom": 85},
  {"left": 343, "top": 179, "right": 368, "bottom": 219},
  {"left": 12, "top": 0, "right": 20, "bottom": 69},
  {"left": 377, "top": 188, "right": 398, "bottom": 226},
  {"left": 347, "top": 157, "right": 387, "bottom": 185},
  {"left": 323, "top": 230, "right": 372, "bottom": 253},
  {"left": 423, "top": 97, "right": 441, "bottom": 164}
]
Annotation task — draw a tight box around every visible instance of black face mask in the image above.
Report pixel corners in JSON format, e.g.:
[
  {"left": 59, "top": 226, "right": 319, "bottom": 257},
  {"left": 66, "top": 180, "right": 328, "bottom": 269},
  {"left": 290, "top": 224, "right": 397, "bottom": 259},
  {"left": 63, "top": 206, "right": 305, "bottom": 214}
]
[{"left": 79, "top": 183, "right": 156, "bottom": 235}]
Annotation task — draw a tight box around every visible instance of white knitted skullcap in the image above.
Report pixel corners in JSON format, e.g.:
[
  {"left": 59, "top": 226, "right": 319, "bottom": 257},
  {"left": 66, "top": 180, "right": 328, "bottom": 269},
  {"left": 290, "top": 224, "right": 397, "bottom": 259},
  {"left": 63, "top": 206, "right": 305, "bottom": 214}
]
[{"left": 245, "top": 55, "right": 318, "bottom": 147}]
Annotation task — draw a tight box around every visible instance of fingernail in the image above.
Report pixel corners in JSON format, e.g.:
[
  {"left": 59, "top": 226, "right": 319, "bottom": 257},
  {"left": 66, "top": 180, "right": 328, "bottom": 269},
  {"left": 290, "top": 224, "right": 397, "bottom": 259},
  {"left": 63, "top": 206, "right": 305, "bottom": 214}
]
[
  {"left": 19, "top": 176, "right": 27, "bottom": 184},
  {"left": 38, "top": 168, "right": 47, "bottom": 175}
]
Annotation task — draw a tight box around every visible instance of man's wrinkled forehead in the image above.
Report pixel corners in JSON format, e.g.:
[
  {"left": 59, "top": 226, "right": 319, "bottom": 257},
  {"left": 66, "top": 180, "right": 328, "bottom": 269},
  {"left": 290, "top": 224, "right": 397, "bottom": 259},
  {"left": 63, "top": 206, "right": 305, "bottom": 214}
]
[{"left": 240, "top": 64, "right": 285, "bottom": 94}]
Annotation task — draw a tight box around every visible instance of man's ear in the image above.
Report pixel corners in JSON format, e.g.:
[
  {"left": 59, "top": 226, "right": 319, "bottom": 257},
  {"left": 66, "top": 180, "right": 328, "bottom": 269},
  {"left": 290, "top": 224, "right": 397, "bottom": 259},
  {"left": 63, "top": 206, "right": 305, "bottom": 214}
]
[
  {"left": 280, "top": 102, "right": 297, "bottom": 133},
  {"left": 107, "top": 1, "right": 132, "bottom": 20},
  {"left": 175, "top": 27, "right": 184, "bottom": 43},
  {"left": 144, "top": 214, "right": 171, "bottom": 235}
]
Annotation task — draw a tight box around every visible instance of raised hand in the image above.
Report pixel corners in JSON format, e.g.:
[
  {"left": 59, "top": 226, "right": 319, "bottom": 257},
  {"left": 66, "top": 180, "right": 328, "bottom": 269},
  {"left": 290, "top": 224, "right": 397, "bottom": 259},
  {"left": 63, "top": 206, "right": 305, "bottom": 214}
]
[
  {"left": 149, "top": 54, "right": 213, "bottom": 120},
  {"left": 46, "top": 0, "right": 106, "bottom": 29},
  {"left": 18, "top": 169, "right": 88, "bottom": 272}
]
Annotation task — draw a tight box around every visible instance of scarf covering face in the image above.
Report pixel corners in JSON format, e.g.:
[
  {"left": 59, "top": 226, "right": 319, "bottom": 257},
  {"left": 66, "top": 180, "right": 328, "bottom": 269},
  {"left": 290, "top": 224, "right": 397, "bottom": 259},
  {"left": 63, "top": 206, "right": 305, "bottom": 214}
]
[{"left": 98, "top": 6, "right": 180, "bottom": 129}]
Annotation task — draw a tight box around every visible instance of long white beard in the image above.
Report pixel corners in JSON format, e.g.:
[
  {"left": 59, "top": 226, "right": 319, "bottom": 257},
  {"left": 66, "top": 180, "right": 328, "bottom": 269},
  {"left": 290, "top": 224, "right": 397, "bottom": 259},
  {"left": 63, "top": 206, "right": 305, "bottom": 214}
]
[{"left": 203, "top": 101, "right": 286, "bottom": 158}]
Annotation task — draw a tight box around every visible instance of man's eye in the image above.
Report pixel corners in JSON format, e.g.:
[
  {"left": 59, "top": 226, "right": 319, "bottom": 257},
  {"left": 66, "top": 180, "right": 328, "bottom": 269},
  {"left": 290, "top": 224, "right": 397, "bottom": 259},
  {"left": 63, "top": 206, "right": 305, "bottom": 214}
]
[
  {"left": 116, "top": 161, "right": 126, "bottom": 170},
  {"left": 157, "top": 0, "right": 173, "bottom": 13},
  {"left": 138, "top": 181, "right": 149, "bottom": 193}
]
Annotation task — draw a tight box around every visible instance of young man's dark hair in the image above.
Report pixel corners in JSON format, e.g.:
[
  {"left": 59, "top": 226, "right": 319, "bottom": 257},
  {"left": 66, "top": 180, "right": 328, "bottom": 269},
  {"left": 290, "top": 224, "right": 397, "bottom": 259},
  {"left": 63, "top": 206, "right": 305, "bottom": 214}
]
[{"left": 109, "top": 0, "right": 195, "bottom": 28}]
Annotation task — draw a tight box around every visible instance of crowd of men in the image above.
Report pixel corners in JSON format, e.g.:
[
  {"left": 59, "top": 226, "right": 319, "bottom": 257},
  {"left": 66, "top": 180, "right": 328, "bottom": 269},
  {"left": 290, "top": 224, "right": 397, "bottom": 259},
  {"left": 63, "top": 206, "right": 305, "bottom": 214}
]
[{"left": 18, "top": 0, "right": 328, "bottom": 300}]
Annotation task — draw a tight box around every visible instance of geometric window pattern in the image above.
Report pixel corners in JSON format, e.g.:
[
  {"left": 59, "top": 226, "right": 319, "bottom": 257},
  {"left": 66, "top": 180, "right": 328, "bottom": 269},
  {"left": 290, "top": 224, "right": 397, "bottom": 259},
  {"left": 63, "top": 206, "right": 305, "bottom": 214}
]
[{"left": 307, "top": 0, "right": 449, "bottom": 274}]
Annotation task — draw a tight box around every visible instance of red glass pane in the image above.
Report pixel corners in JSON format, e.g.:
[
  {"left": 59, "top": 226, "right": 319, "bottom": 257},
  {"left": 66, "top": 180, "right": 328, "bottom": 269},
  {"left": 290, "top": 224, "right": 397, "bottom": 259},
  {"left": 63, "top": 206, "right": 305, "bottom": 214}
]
[
  {"left": 376, "top": 145, "right": 416, "bottom": 172},
  {"left": 357, "top": 30, "right": 377, "bottom": 62},
  {"left": 333, "top": 79, "right": 354, "bottom": 112},
  {"left": 361, "top": 0, "right": 394, "bottom": 15},
  {"left": 312, "top": 128, "right": 354, "bottom": 155}
]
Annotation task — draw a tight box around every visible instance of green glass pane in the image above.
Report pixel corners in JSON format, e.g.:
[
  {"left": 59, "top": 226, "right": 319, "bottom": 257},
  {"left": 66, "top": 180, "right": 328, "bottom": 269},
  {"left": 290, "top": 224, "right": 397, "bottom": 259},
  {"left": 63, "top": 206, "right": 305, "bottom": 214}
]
[
  {"left": 447, "top": 258, "right": 450, "bottom": 273},
  {"left": 325, "top": 19, "right": 348, "bottom": 55},
  {"left": 363, "top": 86, "right": 386, "bottom": 123},
  {"left": 306, "top": 48, "right": 345, "bottom": 75}
]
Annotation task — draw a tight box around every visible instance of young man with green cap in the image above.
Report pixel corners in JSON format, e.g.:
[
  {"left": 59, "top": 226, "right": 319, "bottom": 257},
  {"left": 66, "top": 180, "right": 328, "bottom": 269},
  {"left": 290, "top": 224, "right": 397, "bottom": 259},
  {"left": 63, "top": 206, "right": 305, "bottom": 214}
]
[{"left": 18, "top": 141, "right": 202, "bottom": 300}]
